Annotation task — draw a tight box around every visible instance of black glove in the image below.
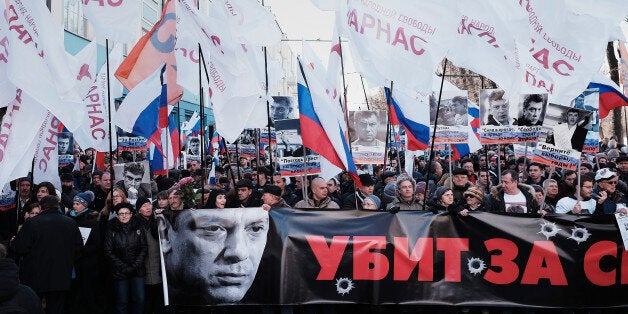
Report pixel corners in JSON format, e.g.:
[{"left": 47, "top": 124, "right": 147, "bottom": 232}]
[{"left": 389, "top": 206, "right": 400, "bottom": 214}]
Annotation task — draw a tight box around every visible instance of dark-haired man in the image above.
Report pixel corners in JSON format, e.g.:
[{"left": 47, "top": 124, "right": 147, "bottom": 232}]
[
  {"left": 11, "top": 195, "right": 83, "bottom": 314},
  {"left": 488, "top": 170, "right": 542, "bottom": 215}
]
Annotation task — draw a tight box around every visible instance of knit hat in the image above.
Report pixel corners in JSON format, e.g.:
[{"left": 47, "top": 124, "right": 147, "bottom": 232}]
[
  {"left": 415, "top": 181, "right": 427, "bottom": 194},
  {"left": 135, "top": 197, "right": 151, "bottom": 210},
  {"left": 364, "top": 195, "right": 381, "bottom": 209},
  {"left": 433, "top": 186, "right": 451, "bottom": 202},
  {"left": 463, "top": 186, "right": 484, "bottom": 202},
  {"left": 263, "top": 184, "right": 282, "bottom": 197},
  {"left": 384, "top": 182, "right": 397, "bottom": 198},
  {"left": 73, "top": 191, "right": 94, "bottom": 208}
]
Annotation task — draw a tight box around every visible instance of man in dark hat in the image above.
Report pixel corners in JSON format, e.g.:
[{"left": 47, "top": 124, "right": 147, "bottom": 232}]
[
  {"left": 341, "top": 174, "right": 376, "bottom": 209},
  {"left": 615, "top": 155, "right": 628, "bottom": 191},
  {"left": 230, "top": 179, "right": 263, "bottom": 208},
  {"left": 450, "top": 168, "right": 474, "bottom": 204},
  {"left": 60, "top": 172, "right": 80, "bottom": 212},
  {"left": 10, "top": 195, "right": 83, "bottom": 314},
  {"left": 261, "top": 185, "right": 290, "bottom": 210}
]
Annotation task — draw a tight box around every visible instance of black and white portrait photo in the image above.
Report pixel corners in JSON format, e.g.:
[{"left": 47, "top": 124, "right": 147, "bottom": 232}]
[
  {"left": 158, "top": 207, "right": 270, "bottom": 305},
  {"left": 543, "top": 105, "right": 592, "bottom": 152},
  {"left": 186, "top": 137, "right": 201, "bottom": 156},
  {"left": 57, "top": 132, "right": 74, "bottom": 155},
  {"left": 436, "top": 93, "right": 468, "bottom": 127},
  {"left": 270, "top": 96, "right": 296, "bottom": 125},
  {"left": 113, "top": 161, "right": 152, "bottom": 204},
  {"left": 480, "top": 89, "right": 515, "bottom": 126},
  {"left": 515, "top": 94, "right": 547, "bottom": 126}
]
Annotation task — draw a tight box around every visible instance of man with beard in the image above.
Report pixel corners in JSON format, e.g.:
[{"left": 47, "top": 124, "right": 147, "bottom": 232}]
[{"left": 60, "top": 173, "right": 80, "bottom": 211}]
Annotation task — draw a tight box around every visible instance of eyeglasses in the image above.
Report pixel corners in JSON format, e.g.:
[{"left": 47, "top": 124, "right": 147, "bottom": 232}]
[
  {"left": 604, "top": 180, "right": 618, "bottom": 185},
  {"left": 118, "top": 212, "right": 132, "bottom": 216},
  {"left": 465, "top": 195, "right": 474, "bottom": 198}
]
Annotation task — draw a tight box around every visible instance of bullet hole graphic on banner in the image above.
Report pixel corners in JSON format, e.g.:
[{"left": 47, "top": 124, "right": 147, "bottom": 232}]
[
  {"left": 335, "top": 277, "right": 354, "bottom": 296},
  {"left": 538, "top": 221, "right": 561, "bottom": 240},
  {"left": 569, "top": 227, "right": 591, "bottom": 244},
  {"left": 467, "top": 257, "right": 487, "bottom": 276}
]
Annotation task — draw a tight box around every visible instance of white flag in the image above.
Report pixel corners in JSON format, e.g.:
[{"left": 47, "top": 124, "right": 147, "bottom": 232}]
[
  {"left": 32, "top": 113, "right": 61, "bottom": 190},
  {"left": 512, "top": 1, "right": 620, "bottom": 104},
  {"left": 0, "top": 15, "right": 14, "bottom": 107},
  {"left": 176, "top": 0, "right": 275, "bottom": 143},
  {"left": 336, "top": 0, "right": 457, "bottom": 93},
  {"left": 4, "top": 0, "right": 83, "bottom": 130},
  {"left": 447, "top": 1, "right": 528, "bottom": 100},
  {"left": 210, "top": 0, "right": 281, "bottom": 47},
  {"left": 72, "top": 39, "right": 99, "bottom": 97},
  {"left": 0, "top": 89, "right": 49, "bottom": 189},
  {"left": 82, "top": 0, "right": 141, "bottom": 43},
  {"left": 73, "top": 44, "right": 123, "bottom": 152}
]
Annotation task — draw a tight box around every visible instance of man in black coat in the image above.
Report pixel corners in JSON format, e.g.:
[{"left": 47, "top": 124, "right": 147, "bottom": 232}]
[{"left": 10, "top": 195, "right": 83, "bottom": 314}]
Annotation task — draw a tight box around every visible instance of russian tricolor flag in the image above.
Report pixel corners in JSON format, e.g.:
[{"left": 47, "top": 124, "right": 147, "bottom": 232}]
[
  {"left": 385, "top": 87, "right": 430, "bottom": 151},
  {"left": 588, "top": 74, "right": 628, "bottom": 119},
  {"left": 115, "top": 66, "right": 167, "bottom": 140},
  {"left": 451, "top": 101, "right": 482, "bottom": 160},
  {"left": 297, "top": 52, "right": 360, "bottom": 187},
  {"left": 149, "top": 115, "right": 179, "bottom": 175}
]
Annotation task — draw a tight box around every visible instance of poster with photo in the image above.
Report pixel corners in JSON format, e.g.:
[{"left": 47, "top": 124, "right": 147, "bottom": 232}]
[
  {"left": 57, "top": 132, "right": 74, "bottom": 166},
  {"left": 113, "top": 160, "right": 152, "bottom": 205},
  {"left": 349, "top": 110, "right": 387, "bottom": 164},
  {"left": 430, "top": 91, "right": 469, "bottom": 144},
  {"left": 480, "top": 90, "right": 548, "bottom": 144},
  {"left": 532, "top": 103, "right": 593, "bottom": 170},
  {"left": 185, "top": 136, "right": 201, "bottom": 162},
  {"left": 270, "top": 96, "right": 298, "bottom": 126},
  {"left": 572, "top": 88, "right": 600, "bottom": 154}
]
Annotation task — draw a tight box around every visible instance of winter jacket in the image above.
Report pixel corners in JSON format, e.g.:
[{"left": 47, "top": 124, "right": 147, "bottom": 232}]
[
  {"left": 104, "top": 217, "right": 148, "bottom": 280},
  {"left": 487, "top": 183, "right": 540, "bottom": 214},
  {"left": 10, "top": 210, "right": 83, "bottom": 294},
  {"left": 139, "top": 216, "right": 162, "bottom": 285},
  {"left": 0, "top": 258, "right": 43, "bottom": 314},
  {"left": 294, "top": 195, "right": 340, "bottom": 209}
]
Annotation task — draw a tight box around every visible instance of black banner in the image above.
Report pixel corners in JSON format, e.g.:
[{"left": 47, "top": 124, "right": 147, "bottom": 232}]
[{"left": 159, "top": 208, "right": 627, "bottom": 308}]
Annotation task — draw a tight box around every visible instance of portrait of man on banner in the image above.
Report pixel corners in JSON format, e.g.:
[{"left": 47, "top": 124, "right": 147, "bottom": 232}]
[
  {"left": 57, "top": 132, "right": 74, "bottom": 155},
  {"left": 158, "top": 207, "right": 270, "bottom": 305},
  {"left": 349, "top": 110, "right": 386, "bottom": 148},
  {"left": 270, "top": 96, "right": 297, "bottom": 125},
  {"left": 480, "top": 89, "right": 514, "bottom": 126},
  {"left": 545, "top": 106, "right": 592, "bottom": 152},
  {"left": 515, "top": 94, "right": 548, "bottom": 126},
  {"left": 113, "top": 161, "right": 152, "bottom": 204},
  {"left": 186, "top": 136, "right": 201, "bottom": 156}
]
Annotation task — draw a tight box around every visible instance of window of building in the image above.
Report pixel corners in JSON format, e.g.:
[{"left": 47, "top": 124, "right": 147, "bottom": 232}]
[{"left": 64, "top": 0, "right": 88, "bottom": 38}]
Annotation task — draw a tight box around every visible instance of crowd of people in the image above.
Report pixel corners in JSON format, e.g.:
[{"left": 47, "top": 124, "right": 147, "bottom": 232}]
[{"left": 1, "top": 136, "right": 628, "bottom": 313}]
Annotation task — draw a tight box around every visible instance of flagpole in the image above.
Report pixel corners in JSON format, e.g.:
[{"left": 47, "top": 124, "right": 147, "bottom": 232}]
[
  {"left": 423, "top": 59, "right": 449, "bottom": 198},
  {"left": 105, "top": 39, "right": 115, "bottom": 212},
  {"left": 522, "top": 142, "right": 529, "bottom": 182},
  {"left": 384, "top": 82, "right": 393, "bottom": 168},
  {"left": 337, "top": 35, "right": 350, "bottom": 130},
  {"left": 221, "top": 138, "right": 237, "bottom": 189},
  {"left": 198, "top": 44, "right": 207, "bottom": 203},
  {"left": 255, "top": 128, "right": 261, "bottom": 185},
  {"left": 360, "top": 75, "right": 370, "bottom": 110},
  {"left": 234, "top": 140, "right": 242, "bottom": 181},
  {"left": 263, "top": 47, "right": 274, "bottom": 175}
]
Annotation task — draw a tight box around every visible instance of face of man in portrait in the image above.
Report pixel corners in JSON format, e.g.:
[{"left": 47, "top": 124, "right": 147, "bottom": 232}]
[
  {"left": 439, "top": 101, "right": 457, "bottom": 126},
  {"left": 188, "top": 140, "right": 200, "bottom": 155},
  {"left": 159, "top": 208, "right": 269, "bottom": 304},
  {"left": 58, "top": 137, "right": 70, "bottom": 154},
  {"left": 567, "top": 111, "right": 579, "bottom": 126},
  {"left": 354, "top": 114, "right": 379, "bottom": 144},
  {"left": 270, "top": 101, "right": 292, "bottom": 122},
  {"left": 124, "top": 170, "right": 143, "bottom": 191},
  {"left": 523, "top": 101, "right": 543, "bottom": 125},
  {"left": 488, "top": 97, "right": 509, "bottom": 125}
]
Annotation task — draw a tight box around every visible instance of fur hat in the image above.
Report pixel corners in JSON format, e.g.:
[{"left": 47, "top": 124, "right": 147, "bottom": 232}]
[
  {"left": 463, "top": 186, "right": 484, "bottom": 202},
  {"left": 359, "top": 174, "right": 375, "bottom": 186}
]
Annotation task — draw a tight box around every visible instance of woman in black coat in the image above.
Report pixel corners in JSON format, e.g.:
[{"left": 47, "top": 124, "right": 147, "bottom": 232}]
[{"left": 104, "top": 202, "right": 147, "bottom": 314}]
